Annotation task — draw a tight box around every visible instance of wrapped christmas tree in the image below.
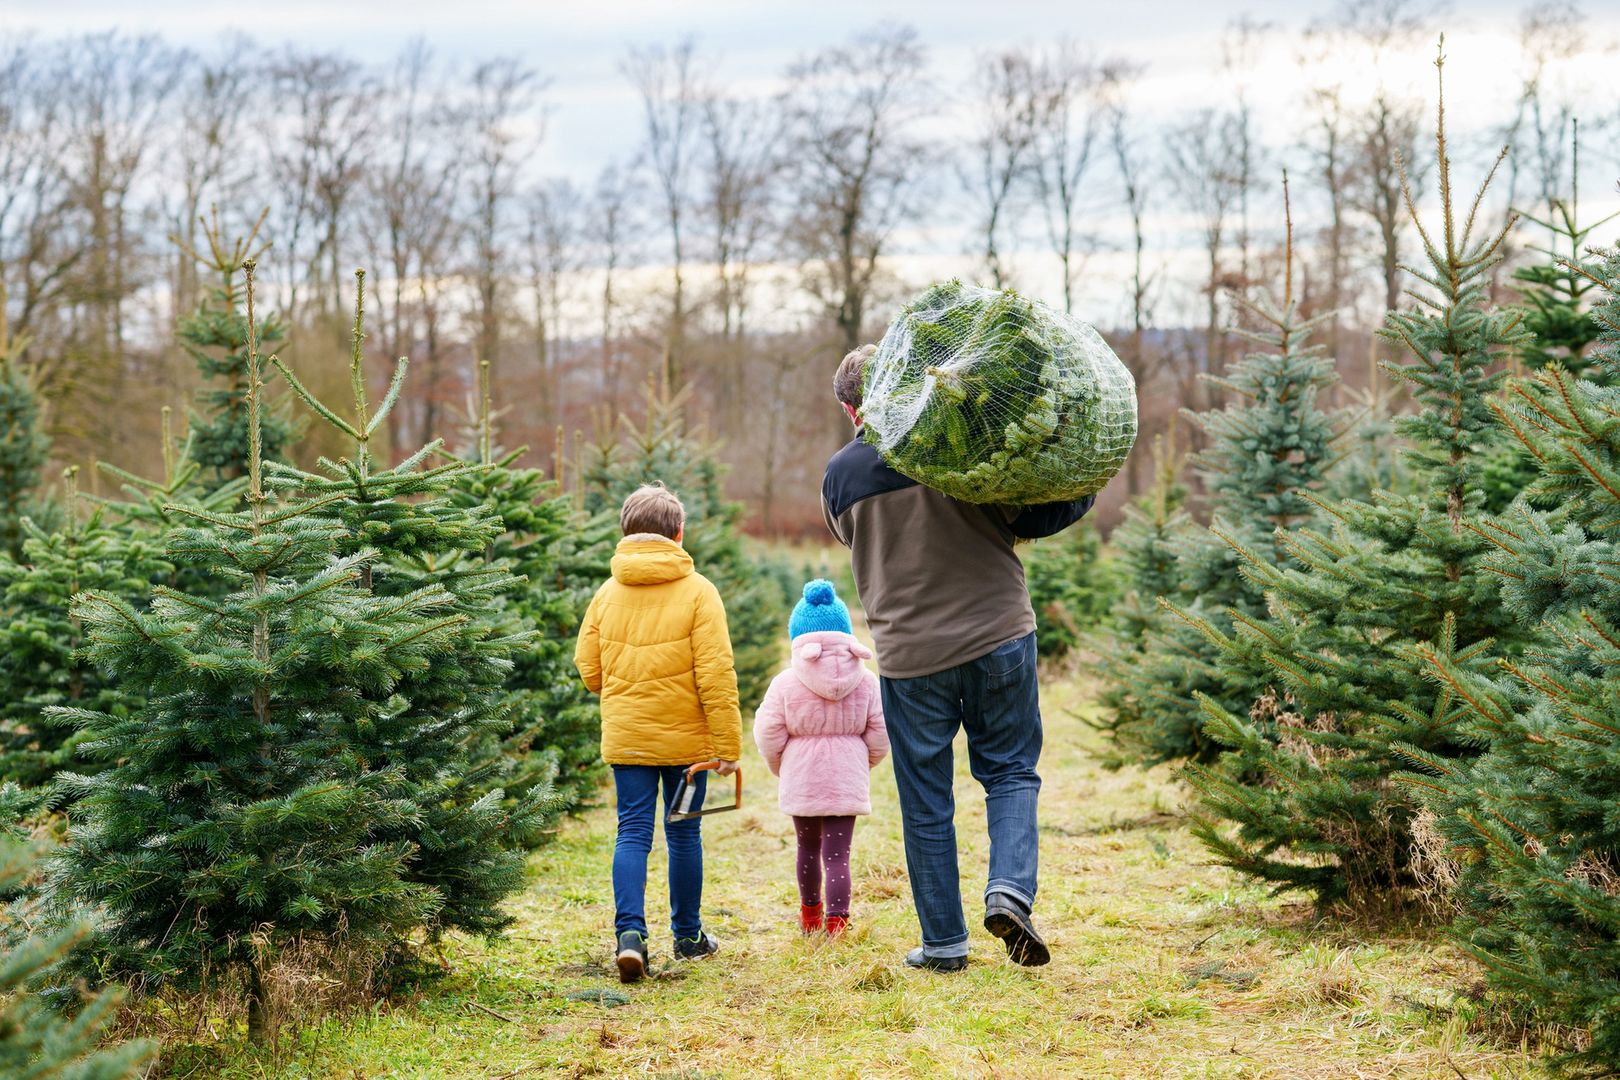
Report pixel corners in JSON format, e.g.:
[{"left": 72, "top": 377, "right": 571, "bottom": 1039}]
[{"left": 861, "top": 280, "right": 1138, "bottom": 504}]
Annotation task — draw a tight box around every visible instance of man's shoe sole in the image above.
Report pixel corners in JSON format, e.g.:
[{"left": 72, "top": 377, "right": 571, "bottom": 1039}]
[
  {"left": 984, "top": 909, "right": 1051, "bottom": 967},
  {"left": 616, "top": 949, "right": 646, "bottom": 983}
]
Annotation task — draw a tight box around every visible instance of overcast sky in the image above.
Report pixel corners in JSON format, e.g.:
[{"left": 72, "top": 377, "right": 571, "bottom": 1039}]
[{"left": 5, "top": 0, "right": 1619, "bottom": 323}]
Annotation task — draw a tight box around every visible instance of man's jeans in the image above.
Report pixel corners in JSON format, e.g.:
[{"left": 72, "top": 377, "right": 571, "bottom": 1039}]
[
  {"left": 880, "top": 631, "right": 1042, "bottom": 959},
  {"left": 611, "top": 765, "right": 706, "bottom": 942}
]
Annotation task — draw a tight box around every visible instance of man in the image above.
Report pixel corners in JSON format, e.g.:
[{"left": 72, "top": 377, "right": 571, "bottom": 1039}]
[{"left": 821, "top": 344, "right": 1096, "bottom": 972}]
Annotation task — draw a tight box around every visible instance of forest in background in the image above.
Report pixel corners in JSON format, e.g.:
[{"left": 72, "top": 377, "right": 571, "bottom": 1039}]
[{"left": 1, "top": 0, "right": 1617, "bottom": 534}]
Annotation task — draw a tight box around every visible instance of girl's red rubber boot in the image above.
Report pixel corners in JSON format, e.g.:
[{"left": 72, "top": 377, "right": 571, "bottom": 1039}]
[
  {"left": 799, "top": 903, "right": 824, "bottom": 934},
  {"left": 824, "top": 915, "right": 849, "bottom": 938}
]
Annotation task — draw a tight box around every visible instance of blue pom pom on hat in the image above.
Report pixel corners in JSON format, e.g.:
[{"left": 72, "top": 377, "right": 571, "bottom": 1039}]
[{"left": 789, "top": 578, "right": 853, "bottom": 640}]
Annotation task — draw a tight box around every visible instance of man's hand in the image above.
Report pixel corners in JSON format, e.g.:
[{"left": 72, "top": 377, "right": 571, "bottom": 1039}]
[{"left": 713, "top": 760, "right": 739, "bottom": 777}]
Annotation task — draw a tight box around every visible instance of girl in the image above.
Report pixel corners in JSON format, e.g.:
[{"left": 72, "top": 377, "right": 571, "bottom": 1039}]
[{"left": 754, "top": 580, "right": 887, "bottom": 936}]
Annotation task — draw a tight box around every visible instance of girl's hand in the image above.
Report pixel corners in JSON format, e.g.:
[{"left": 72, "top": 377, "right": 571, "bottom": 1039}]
[{"left": 714, "top": 760, "right": 739, "bottom": 776}]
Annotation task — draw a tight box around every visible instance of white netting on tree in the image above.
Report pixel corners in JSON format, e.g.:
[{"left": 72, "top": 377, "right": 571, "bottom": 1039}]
[{"left": 862, "top": 281, "right": 1138, "bottom": 505}]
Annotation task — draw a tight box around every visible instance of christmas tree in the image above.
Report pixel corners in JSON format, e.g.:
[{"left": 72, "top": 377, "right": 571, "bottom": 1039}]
[
  {"left": 1180, "top": 51, "right": 1534, "bottom": 907},
  {"left": 268, "top": 272, "right": 559, "bottom": 933},
  {"left": 1397, "top": 245, "right": 1620, "bottom": 1068},
  {"left": 0, "top": 471, "right": 170, "bottom": 787},
  {"left": 445, "top": 360, "right": 611, "bottom": 811},
  {"left": 581, "top": 379, "right": 792, "bottom": 707},
  {"left": 0, "top": 838, "right": 155, "bottom": 1079},
  {"left": 177, "top": 209, "right": 293, "bottom": 483},
  {"left": 54, "top": 263, "right": 547, "bottom": 1040},
  {"left": 1021, "top": 519, "right": 1117, "bottom": 660},
  {"left": 1100, "top": 186, "right": 1351, "bottom": 766},
  {"left": 1092, "top": 436, "right": 1191, "bottom": 759},
  {"left": 0, "top": 308, "right": 51, "bottom": 559},
  {"left": 1478, "top": 139, "right": 1617, "bottom": 512}
]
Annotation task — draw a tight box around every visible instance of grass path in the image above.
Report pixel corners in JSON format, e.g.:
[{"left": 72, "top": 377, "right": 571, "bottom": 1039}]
[{"left": 172, "top": 673, "right": 1546, "bottom": 1079}]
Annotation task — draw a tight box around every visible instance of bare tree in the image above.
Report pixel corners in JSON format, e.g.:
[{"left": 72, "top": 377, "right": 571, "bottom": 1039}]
[
  {"left": 464, "top": 55, "right": 545, "bottom": 379},
  {"left": 55, "top": 32, "right": 184, "bottom": 457},
  {"left": 589, "top": 162, "right": 636, "bottom": 412},
  {"left": 701, "top": 91, "right": 781, "bottom": 341},
  {"left": 1104, "top": 66, "right": 1160, "bottom": 493},
  {"left": 0, "top": 40, "right": 78, "bottom": 376},
  {"left": 1165, "top": 109, "right": 1246, "bottom": 411},
  {"left": 166, "top": 41, "right": 252, "bottom": 319},
  {"left": 367, "top": 40, "right": 465, "bottom": 448},
  {"left": 783, "top": 25, "right": 929, "bottom": 356},
  {"left": 268, "top": 48, "right": 379, "bottom": 324},
  {"left": 525, "top": 177, "right": 580, "bottom": 436},
  {"left": 1029, "top": 43, "right": 1117, "bottom": 313},
  {"left": 1318, "top": 0, "right": 1435, "bottom": 318},
  {"left": 962, "top": 48, "right": 1037, "bottom": 289},
  {"left": 1221, "top": 16, "right": 1271, "bottom": 290},
  {"left": 1503, "top": 1, "right": 1587, "bottom": 218},
  {"left": 624, "top": 39, "right": 704, "bottom": 388}
]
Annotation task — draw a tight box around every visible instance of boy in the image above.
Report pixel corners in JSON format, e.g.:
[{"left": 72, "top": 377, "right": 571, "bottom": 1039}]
[{"left": 574, "top": 482, "right": 741, "bottom": 983}]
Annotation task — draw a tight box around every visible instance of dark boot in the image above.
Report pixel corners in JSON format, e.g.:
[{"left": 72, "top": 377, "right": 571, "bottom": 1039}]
[
  {"left": 615, "top": 930, "right": 648, "bottom": 983},
  {"left": 903, "top": 947, "right": 967, "bottom": 972},
  {"left": 983, "top": 894, "right": 1050, "bottom": 967}
]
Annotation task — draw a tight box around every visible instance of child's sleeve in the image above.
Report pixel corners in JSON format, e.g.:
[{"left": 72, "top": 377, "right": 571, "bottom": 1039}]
[
  {"left": 752, "top": 678, "right": 788, "bottom": 776},
  {"left": 692, "top": 581, "right": 742, "bottom": 761},
  {"left": 573, "top": 590, "right": 604, "bottom": 695},
  {"left": 862, "top": 674, "right": 889, "bottom": 768}
]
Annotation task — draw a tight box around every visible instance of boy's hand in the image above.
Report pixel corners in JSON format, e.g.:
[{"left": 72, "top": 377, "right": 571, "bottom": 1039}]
[{"left": 713, "top": 760, "right": 739, "bottom": 776}]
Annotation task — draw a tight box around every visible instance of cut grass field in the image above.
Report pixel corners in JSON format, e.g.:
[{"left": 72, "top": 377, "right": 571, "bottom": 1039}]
[{"left": 157, "top": 671, "right": 1551, "bottom": 1079}]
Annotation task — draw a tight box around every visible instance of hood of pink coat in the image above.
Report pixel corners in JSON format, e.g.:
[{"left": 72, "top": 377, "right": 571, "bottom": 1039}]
[{"left": 789, "top": 630, "right": 873, "bottom": 702}]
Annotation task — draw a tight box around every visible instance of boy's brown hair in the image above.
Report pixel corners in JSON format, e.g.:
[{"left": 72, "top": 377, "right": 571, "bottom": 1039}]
[
  {"left": 833, "top": 344, "right": 875, "bottom": 411},
  {"left": 620, "top": 482, "right": 685, "bottom": 539}
]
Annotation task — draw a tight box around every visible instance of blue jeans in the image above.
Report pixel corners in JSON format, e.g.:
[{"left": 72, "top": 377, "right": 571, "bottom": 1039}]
[
  {"left": 611, "top": 765, "right": 706, "bottom": 942},
  {"left": 880, "top": 632, "right": 1042, "bottom": 959}
]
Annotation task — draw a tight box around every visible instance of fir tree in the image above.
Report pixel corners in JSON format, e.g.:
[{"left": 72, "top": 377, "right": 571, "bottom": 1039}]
[
  {"left": 1021, "top": 519, "right": 1117, "bottom": 660},
  {"left": 1478, "top": 133, "right": 1617, "bottom": 512},
  {"left": 0, "top": 311, "right": 51, "bottom": 559},
  {"left": 581, "top": 379, "right": 792, "bottom": 706},
  {"left": 0, "top": 838, "right": 155, "bottom": 1079},
  {"left": 0, "top": 471, "right": 170, "bottom": 787},
  {"left": 55, "top": 263, "right": 545, "bottom": 1040},
  {"left": 445, "top": 361, "right": 611, "bottom": 811},
  {"left": 267, "top": 272, "right": 558, "bottom": 933},
  {"left": 1180, "top": 50, "right": 1534, "bottom": 907},
  {"left": 1092, "top": 436, "right": 1191, "bottom": 758},
  {"left": 1100, "top": 186, "right": 1351, "bottom": 765},
  {"left": 177, "top": 209, "right": 293, "bottom": 483},
  {"left": 1397, "top": 246, "right": 1620, "bottom": 1069}
]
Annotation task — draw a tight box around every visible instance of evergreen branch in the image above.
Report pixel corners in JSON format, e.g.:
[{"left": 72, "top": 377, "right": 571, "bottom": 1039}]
[{"left": 271, "top": 356, "right": 361, "bottom": 440}]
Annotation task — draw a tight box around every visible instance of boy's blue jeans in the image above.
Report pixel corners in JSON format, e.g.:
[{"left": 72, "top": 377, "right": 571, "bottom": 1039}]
[
  {"left": 880, "top": 632, "right": 1042, "bottom": 959},
  {"left": 612, "top": 765, "right": 706, "bottom": 942}
]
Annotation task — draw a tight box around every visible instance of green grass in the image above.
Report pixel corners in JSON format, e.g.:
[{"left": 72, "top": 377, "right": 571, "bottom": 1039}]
[{"left": 147, "top": 674, "right": 1552, "bottom": 1079}]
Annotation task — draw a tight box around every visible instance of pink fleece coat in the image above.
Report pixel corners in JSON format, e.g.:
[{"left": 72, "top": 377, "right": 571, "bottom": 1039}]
[{"left": 753, "top": 630, "right": 888, "bottom": 817}]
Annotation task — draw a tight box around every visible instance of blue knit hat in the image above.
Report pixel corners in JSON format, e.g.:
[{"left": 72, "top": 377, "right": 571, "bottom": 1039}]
[{"left": 789, "top": 579, "right": 852, "bottom": 639}]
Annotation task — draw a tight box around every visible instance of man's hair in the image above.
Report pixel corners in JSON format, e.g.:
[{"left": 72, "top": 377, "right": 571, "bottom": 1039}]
[
  {"left": 620, "top": 482, "right": 686, "bottom": 539},
  {"left": 833, "top": 344, "right": 875, "bottom": 411}
]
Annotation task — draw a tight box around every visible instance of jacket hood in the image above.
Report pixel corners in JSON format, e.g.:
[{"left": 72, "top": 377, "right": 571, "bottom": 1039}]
[
  {"left": 790, "top": 630, "right": 873, "bottom": 702},
  {"left": 611, "top": 536, "right": 695, "bottom": 586}
]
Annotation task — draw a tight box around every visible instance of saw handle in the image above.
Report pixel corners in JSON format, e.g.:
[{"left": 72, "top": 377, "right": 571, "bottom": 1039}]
[{"left": 686, "top": 760, "right": 742, "bottom": 810}]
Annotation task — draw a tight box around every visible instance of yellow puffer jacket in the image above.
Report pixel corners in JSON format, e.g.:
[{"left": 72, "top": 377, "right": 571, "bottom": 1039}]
[{"left": 574, "top": 536, "right": 742, "bottom": 766}]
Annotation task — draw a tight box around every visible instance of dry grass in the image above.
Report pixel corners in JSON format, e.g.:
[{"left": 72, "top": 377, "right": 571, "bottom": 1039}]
[{"left": 152, "top": 675, "right": 1554, "bottom": 1079}]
